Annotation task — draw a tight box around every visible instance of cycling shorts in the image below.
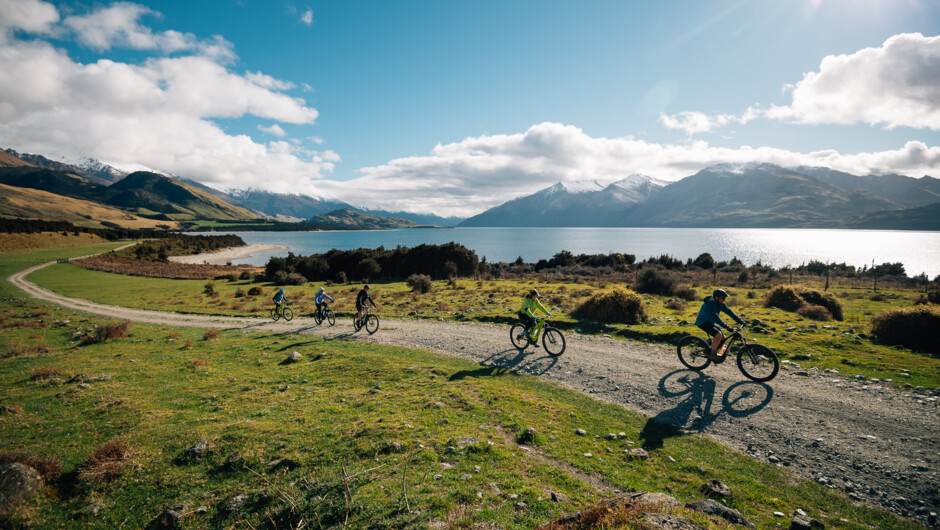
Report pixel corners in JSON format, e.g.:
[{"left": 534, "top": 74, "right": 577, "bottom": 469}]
[{"left": 698, "top": 322, "right": 721, "bottom": 337}]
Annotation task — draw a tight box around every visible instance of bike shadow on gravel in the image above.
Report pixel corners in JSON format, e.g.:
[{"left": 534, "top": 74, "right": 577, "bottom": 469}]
[
  {"left": 449, "top": 348, "right": 560, "bottom": 380},
  {"left": 640, "top": 369, "right": 774, "bottom": 450}
]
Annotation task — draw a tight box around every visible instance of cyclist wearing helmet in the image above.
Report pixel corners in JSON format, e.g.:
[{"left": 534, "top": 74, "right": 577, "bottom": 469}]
[
  {"left": 314, "top": 286, "right": 334, "bottom": 320},
  {"left": 518, "top": 289, "right": 551, "bottom": 345},
  {"left": 273, "top": 288, "right": 287, "bottom": 314},
  {"left": 356, "top": 284, "right": 376, "bottom": 323},
  {"left": 695, "top": 288, "right": 745, "bottom": 359}
]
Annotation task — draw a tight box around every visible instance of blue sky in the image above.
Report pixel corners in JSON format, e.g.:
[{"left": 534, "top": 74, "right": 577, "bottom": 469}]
[{"left": 1, "top": 0, "right": 938, "bottom": 216}]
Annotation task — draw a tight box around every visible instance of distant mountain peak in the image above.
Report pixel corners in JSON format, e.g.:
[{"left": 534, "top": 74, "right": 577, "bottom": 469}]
[{"left": 610, "top": 174, "right": 667, "bottom": 189}]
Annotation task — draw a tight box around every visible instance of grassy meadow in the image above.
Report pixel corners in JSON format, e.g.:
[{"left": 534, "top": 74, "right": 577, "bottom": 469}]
[
  {"left": 0, "top": 239, "right": 931, "bottom": 528},
  {"left": 27, "top": 260, "right": 940, "bottom": 390}
]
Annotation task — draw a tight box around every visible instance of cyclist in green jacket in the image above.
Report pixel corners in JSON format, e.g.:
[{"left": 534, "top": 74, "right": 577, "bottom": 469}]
[{"left": 518, "top": 289, "right": 551, "bottom": 344}]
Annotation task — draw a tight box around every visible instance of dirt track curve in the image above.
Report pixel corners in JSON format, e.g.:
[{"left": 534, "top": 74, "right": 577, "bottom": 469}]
[{"left": 8, "top": 259, "right": 939, "bottom": 524}]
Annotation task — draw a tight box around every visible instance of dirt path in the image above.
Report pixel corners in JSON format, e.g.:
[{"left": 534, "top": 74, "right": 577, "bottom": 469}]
[{"left": 8, "top": 261, "right": 939, "bottom": 524}]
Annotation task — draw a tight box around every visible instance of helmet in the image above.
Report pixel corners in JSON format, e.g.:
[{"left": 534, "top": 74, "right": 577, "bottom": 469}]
[
  {"left": 278, "top": 288, "right": 284, "bottom": 294},
  {"left": 318, "top": 287, "right": 325, "bottom": 292},
  {"left": 363, "top": 284, "right": 370, "bottom": 290},
  {"left": 713, "top": 289, "right": 728, "bottom": 299},
  {"left": 529, "top": 289, "right": 540, "bottom": 298}
]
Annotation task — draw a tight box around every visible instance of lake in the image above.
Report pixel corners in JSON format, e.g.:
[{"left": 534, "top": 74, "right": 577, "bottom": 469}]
[{"left": 221, "top": 227, "right": 940, "bottom": 278}]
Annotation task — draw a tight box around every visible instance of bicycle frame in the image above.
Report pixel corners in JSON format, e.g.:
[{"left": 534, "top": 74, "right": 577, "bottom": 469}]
[{"left": 529, "top": 317, "right": 547, "bottom": 341}]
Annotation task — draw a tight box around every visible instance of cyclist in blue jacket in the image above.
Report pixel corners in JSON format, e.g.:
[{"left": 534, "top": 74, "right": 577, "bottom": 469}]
[
  {"left": 314, "top": 286, "right": 334, "bottom": 320},
  {"left": 695, "top": 289, "right": 745, "bottom": 359}
]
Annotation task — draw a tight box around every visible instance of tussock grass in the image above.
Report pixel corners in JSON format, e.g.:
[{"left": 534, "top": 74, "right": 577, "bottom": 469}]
[
  {"left": 77, "top": 438, "right": 134, "bottom": 485},
  {"left": 29, "top": 365, "right": 62, "bottom": 381},
  {"left": 80, "top": 320, "right": 129, "bottom": 345}
]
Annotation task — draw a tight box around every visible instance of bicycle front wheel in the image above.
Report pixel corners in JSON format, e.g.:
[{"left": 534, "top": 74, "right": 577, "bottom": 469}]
[
  {"left": 271, "top": 308, "right": 280, "bottom": 321},
  {"left": 542, "top": 327, "right": 566, "bottom": 356},
  {"left": 282, "top": 307, "right": 293, "bottom": 321},
  {"left": 325, "top": 309, "right": 335, "bottom": 326},
  {"left": 509, "top": 324, "right": 529, "bottom": 350},
  {"left": 677, "top": 335, "right": 712, "bottom": 370},
  {"left": 737, "top": 344, "right": 779, "bottom": 382},
  {"left": 365, "top": 314, "right": 379, "bottom": 334}
]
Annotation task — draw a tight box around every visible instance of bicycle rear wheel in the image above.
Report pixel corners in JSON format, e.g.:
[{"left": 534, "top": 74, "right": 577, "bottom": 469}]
[
  {"left": 542, "top": 327, "right": 566, "bottom": 356},
  {"left": 737, "top": 344, "right": 779, "bottom": 382},
  {"left": 353, "top": 316, "right": 362, "bottom": 331},
  {"left": 365, "top": 314, "right": 379, "bottom": 334},
  {"left": 282, "top": 307, "right": 293, "bottom": 321},
  {"left": 271, "top": 307, "right": 280, "bottom": 321},
  {"left": 313, "top": 311, "right": 322, "bottom": 325},
  {"left": 509, "top": 324, "right": 529, "bottom": 350},
  {"left": 677, "top": 335, "right": 712, "bottom": 370},
  {"left": 325, "top": 309, "right": 335, "bottom": 326}
]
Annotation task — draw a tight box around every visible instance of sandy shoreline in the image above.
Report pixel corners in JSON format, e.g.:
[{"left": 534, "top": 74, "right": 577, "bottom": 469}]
[{"left": 168, "top": 244, "right": 288, "bottom": 265}]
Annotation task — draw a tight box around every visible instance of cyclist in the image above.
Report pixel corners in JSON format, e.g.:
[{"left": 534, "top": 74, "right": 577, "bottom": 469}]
[
  {"left": 314, "top": 286, "right": 334, "bottom": 320},
  {"left": 695, "top": 288, "right": 745, "bottom": 360},
  {"left": 355, "top": 284, "right": 376, "bottom": 324},
  {"left": 273, "top": 288, "right": 287, "bottom": 316},
  {"left": 518, "top": 289, "right": 551, "bottom": 346}
]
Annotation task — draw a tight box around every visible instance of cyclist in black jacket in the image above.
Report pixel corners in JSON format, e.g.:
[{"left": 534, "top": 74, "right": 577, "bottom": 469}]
[{"left": 356, "top": 285, "right": 376, "bottom": 323}]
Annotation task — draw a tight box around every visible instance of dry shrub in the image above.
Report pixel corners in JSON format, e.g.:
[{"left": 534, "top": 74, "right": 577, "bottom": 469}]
[
  {"left": 80, "top": 321, "right": 130, "bottom": 345},
  {"left": 673, "top": 285, "right": 698, "bottom": 301},
  {"left": 234, "top": 288, "right": 246, "bottom": 298},
  {"left": 797, "top": 304, "right": 832, "bottom": 321},
  {"left": 188, "top": 358, "right": 209, "bottom": 368},
  {"left": 4, "top": 342, "right": 52, "bottom": 358},
  {"left": 406, "top": 274, "right": 433, "bottom": 294},
  {"left": 799, "top": 290, "right": 844, "bottom": 320},
  {"left": 665, "top": 299, "right": 689, "bottom": 311},
  {"left": 0, "top": 452, "right": 61, "bottom": 485},
  {"left": 572, "top": 286, "right": 648, "bottom": 324},
  {"left": 247, "top": 286, "right": 264, "bottom": 296},
  {"left": 30, "top": 366, "right": 62, "bottom": 381},
  {"left": 167, "top": 332, "right": 182, "bottom": 340},
  {"left": 203, "top": 329, "right": 219, "bottom": 340},
  {"left": 869, "top": 293, "right": 885, "bottom": 301},
  {"left": 180, "top": 341, "right": 192, "bottom": 349},
  {"left": 78, "top": 438, "right": 133, "bottom": 485},
  {"left": 763, "top": 286, "right": 804, "bottom": 312},
  {"left": 870, "top": 305, "right": 940, "bottom": 353},
  {"left": 635, "top": 269, "right": 676, "bottom": 296}
]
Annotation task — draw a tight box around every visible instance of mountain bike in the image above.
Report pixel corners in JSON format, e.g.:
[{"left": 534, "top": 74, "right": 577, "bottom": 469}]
[
  {"left": 271, "top": 303, "right": 293, "bottom": 322},
  {"left": 510, "top": 316, "right": 566, "bottom": 356},
  {"left": 313, "top": 304, "right": 335, "bottom": 326},
  {"left": 353, "top": 306, "right": 379, "bottom": 334},
  {"left": 676, "top": 325, "right": 779, "bottom": 382}
]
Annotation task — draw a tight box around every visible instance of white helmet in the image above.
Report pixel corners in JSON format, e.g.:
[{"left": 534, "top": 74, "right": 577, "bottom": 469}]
[{"left": 318, "top": 287, "right": 325, "bottom": 292}]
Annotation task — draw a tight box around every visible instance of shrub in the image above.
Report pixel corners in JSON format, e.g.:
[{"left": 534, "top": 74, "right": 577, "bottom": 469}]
[
  {"left": 78, "top": 438, "right": 133, "bottom": 485},
  {"left": 234, "top": 288, "right": 246, "bottom": 298},
  {"left": 203, "top": 329, "right": 219, "bottom": 340},
  {"left": 929, "top": 291, "right": 940, "bottom": 304},
  {"left": 673, "top": 285, "right": 698, "bottom": 301},
  {"left": 336, "top": 271, "right": 347, "bottom": 284},
  {"left": 665, "top": 299, "right": 688, "bottom": 311},
  {"left": 30, "top": 366, "right": 62, "bottom": 381},
  {"left": 635, "top": 269, "right": 676, "bottom": 296},
  {"left": 247, "top": 286, "right": 264, "bottom": 296},
  {"left": 799, "top": 290, "right": 844, "bottom": 321},
  {"left": 870, "top": 294, "right": 885, "bottom": 302},
  {"left": 571, "top": 286, "right": 648, "bottom": 324},
  {"left": 278, "top": 272, "right": 308, "bottom": 286},
  {"left": 763, "top": 286, "right": 804, "bottom": 312},
  {"left": 407, "top": 274, "right": 433, "bottom": 294},
  {"left": 81, "top": 321, "right": 130, "bottom": 345},
  {"left": 239, "top": 271, "right": 252, "bottom": 280},
  {"left": 870, "top": 305, "right": 940, "bottom": 353},
  {"left": 203, "top": 282, "right": 216, "bottom": 296},
  {"left": 797, "top": 304, "right": 832, "bottom": 321}
]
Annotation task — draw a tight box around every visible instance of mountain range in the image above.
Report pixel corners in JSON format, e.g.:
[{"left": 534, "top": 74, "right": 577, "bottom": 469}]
[
  {"left": 459, "top": 163, "right": 940, "bottom": 229},
  {"left": 2, "top": 147, "right": 937, "bottom": 230}
]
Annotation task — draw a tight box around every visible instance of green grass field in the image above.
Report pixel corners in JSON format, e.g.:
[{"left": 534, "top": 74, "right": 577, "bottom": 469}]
[{"left": 27, "top": 262, "right": 940, "bottom": 390}]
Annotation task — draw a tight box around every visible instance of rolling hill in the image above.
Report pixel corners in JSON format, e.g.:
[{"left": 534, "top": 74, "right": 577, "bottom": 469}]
[
  {"left": 309, "top": 208, "right": 422, "bottom": 229},
  {"left": 101, "top": 172, "right": 260, "bottom": 221}
]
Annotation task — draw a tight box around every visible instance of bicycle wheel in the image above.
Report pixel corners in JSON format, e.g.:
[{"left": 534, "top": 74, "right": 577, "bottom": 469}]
[
  {"left": 313, "top": 311, "right": 322, "bottom": 325},
  {"left": 542, "top": 327, "right": 566, "bottom": 356},
  {"left": 325, "top": 309, "right": 335, "bottom": 326},
  {"left": 677, "top": 335, "right": 712, "bottom": 370},
  {"left": 737, "top": 344, "right": 779, "bottom": 382},
  {"left": 271, "top": 307, "right": 280, "bottom": 321},
  {"left": 365, "top": 314, "right": 379, "bottom": 334},
  {"left": 282, "top": 307, "right": 293, "bottom": 321},
  {"left": 509, "top": 324, "right": 529, "bottom": 350}
]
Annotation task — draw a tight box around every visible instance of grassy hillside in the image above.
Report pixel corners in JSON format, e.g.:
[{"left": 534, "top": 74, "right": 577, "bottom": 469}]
[
  {"left": 0, "top": 245, "right": 919, "bottom": 529},
  {"left": 310, "top": 208, "right": 421, "bottom": 229},
  {"left": 0, "top": 183, "right": 181, "bottom": 230},
  {"left": 103, "top": 172, "right": 260, "bottom": 221}
]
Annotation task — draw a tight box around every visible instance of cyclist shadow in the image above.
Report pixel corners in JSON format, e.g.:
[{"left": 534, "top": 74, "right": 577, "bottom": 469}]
[
  {"left": 640, "top": 369, "right": 774, "bottom": 450},
  {"left": 482, "top": 348, "right": 560, "bottom": 375}
]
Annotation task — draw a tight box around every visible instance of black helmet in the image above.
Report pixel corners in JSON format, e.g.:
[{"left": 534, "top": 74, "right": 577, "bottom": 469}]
[
  {"left": 529, "top": 289, "right": 540, "bottom": 298},
  {"left": 364, "top": 284, "right": 370, "bottom": 290},
  {"left": 713, "top": 289, "right": 728, "bottom": 299}
]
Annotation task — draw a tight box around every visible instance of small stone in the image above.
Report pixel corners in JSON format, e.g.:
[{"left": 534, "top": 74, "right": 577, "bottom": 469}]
[
  {"left": 86, "top": 375, "right": 112, "bottom": 382},
  {"left": 460, "top": 474, "right": 472, "bottom": 480},
  {"left": 433, "top": 474, "right": 442, "bottom": 480},
  {"left": 550, "top": 491, "right": 570, "bottom": 503},
  {"left": 0, "top": 462, "right": 44, "bottom": 514},
  {"left": 583, "top": 453, "right": 593, "bottom": 458},
  {"left": 314, "top": 353, "right": 325, "bottom": 360},
  {"left": 282, "top": 351, "right": 302, "bottom": 364},
  {"left": 607, "top": 433, "right": 618, "bottom": 440},
  {"left": 224, "top": 493, "right": 249, "bottom": 514},
  {"left": 575, "top": 428, "right": 587, "bottom": 436},
  {"left": 686, "top": 499, "right": 754, "bottom": 529},
  {"left": 182, "top": 439, "right": 211, "bottom": 460},
  {"left": 790, "top": 514, "right": 825, "bottom": 529},
  {"left": 702, "top": 479, "right": 731, "bottom": 497},
  {"left": 628, "top": 448, "right": 649, "bottom": 459},
  {"left": 81, "top": 502, "right": 101, "bottom": 516},
  {"left": 151, "top": 503, "right": 186, "bottom": 529},
  {"left": 515, "top": 502, "right": 527, "bottom": 509}
]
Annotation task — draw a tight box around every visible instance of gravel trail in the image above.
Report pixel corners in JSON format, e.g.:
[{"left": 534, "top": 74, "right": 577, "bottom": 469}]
[{"left": 9, "top": 260, "right": 938, "bottom": 524}]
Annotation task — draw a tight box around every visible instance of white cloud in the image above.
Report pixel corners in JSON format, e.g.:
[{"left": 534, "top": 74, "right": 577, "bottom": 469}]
[
  {"left": 259, "top": 124, "right": 287, "bottom": 137},
  {"left": 0, "top": 2, "right": 327, "bottom": 193},
  {"left": 300, "top": 8, "right": 313, "bottom": 26},
  {"left": 318, "top": 122, "right": 939, "bottom": 217},
  {"left": 662, "top": 33, "right": 940, "bottom": 133},
  {"left": 0, "top": 0, "right": 59, "bottom": 35}
]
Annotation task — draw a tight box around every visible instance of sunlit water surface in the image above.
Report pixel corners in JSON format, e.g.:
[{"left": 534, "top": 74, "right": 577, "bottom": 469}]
[{"left": 221, "top": 228, "right": 940, "bottom": 278}]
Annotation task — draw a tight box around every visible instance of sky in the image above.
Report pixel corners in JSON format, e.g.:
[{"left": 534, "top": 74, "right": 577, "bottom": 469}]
[{"left": 1, "top": 0, "right": 938, "bottom": 217}]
